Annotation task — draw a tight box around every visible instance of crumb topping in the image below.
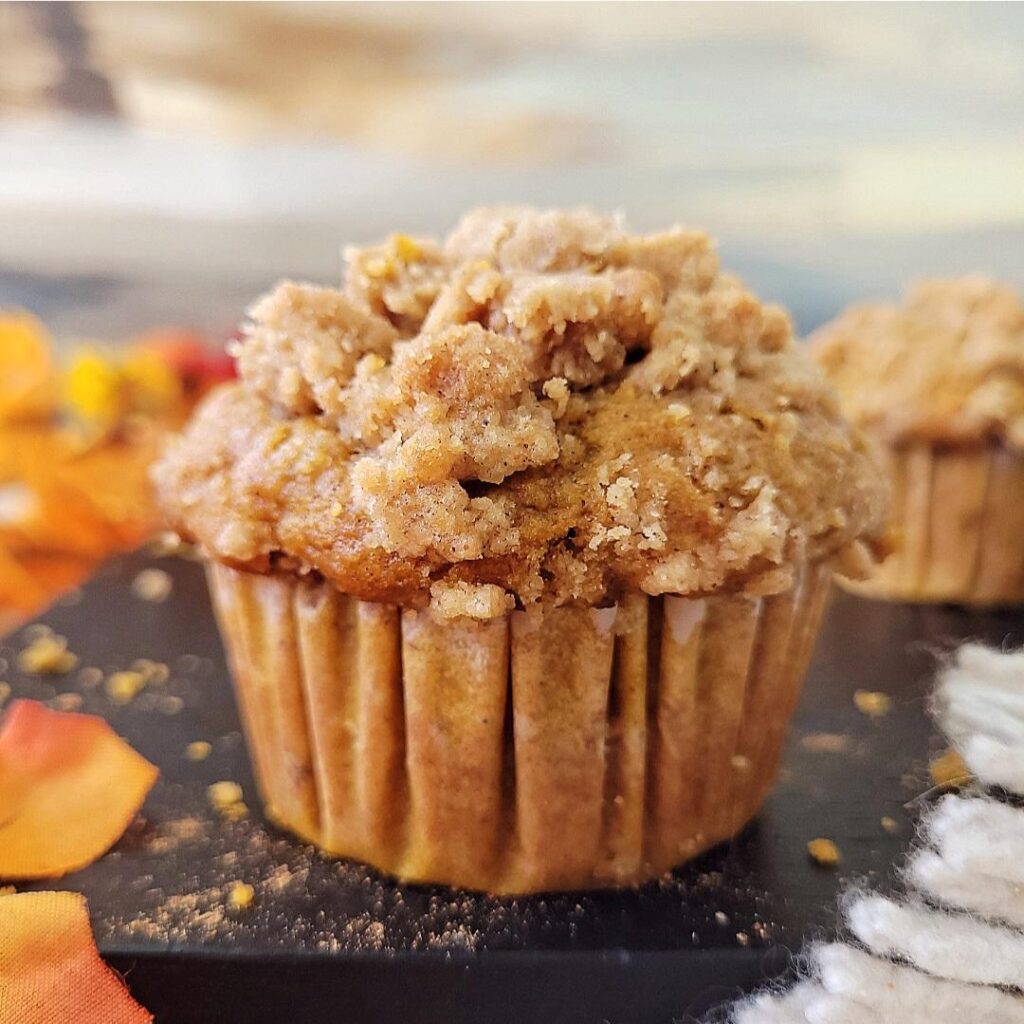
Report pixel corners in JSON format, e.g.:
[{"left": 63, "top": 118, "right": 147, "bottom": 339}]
[
  {"left": 154, "top": 206, "right": 887, "bottom": 614},
  {"left": 809, "top": 276, "right": 1024, "bottom": 451}
]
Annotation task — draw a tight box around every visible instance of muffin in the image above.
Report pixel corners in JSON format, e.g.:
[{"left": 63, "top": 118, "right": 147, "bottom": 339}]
[
  {"left": 810, "top": 277, "right": 1024, "bottom": 606},
  {"left": 154, "top": 207, "right": 887, "bottom": 893}
]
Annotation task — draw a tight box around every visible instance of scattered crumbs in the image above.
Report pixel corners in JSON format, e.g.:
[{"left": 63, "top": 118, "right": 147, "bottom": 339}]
[
  {"left": 227, "top": 882, "right": 255, "bottom": 911},
  {"left": 132, "top": 568, "right": 174, "bottom": 603},
  {"left": 208, "top": 781, "right": 247, "bottom": 820},
  {"left": 853, "top": 690, "right": 892, "bottom": 719},
  {"left": 735, "top": 931, "right": 750, "bottom": 947},
  {"left": 751, "top": 920, "right": 770, "bottom": 941},
  {"left": 807, "top": 837, "right": 841, "bottom": 868},
  {"left": 930, "top": 749, "right": 971, "bottom": 790},
  {"left": 800, "top": 732, "right": 850, "bottom": 754},
  {"left": 263, "top": 864, "right": 295, "bottom": 895},
  {"left": 51, "top": 692, "right": 83, "bottom": 712},
  {"left": 158, "top": 695, "right": 185, "bottom": 716},
  {"left": 132, "top": 659, "right": 170, "bottom": 685},
  {"left": 880, "top": 815, "right": 899, "bottom": 834},
  {"left": 18, "top": 631, "right": 78, "bottom": 675},
  {"left": 77, "top": 667, "right": 104, "bottom": 689},
  {"left": 0, "top": 681, "right": 9, "bottom": 707},
  {"left": 714, "top": 911, "right": 730, "bottom": 926},
  {"left": 186, "top": 741, "right": 212, "bottom": 762},
  {"left": 106, "top": 661, "right": 172, "bottom": 704},
  {"left": 106, "top": 670, "right": 147, "bottom": 705},
  {"left": 145, "top": 817, "right": 206, "bottom": 856}
]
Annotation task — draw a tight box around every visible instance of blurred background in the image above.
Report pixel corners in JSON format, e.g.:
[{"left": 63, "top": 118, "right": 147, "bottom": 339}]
[{"left": 2, "top": 0, "right": 1024, "bottom": 340}]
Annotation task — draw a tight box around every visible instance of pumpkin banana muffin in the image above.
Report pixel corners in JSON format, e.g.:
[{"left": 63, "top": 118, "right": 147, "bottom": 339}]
[
  {"left": 154, "top": 207, "right": 887, "bottom": 893},
  {"left": 810, "top": 277, "right": 1024, "bottom": 606}
]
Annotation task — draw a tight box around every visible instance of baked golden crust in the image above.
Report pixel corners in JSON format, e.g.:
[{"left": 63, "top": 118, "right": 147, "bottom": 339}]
[
  {"left": 809, "top": 276, "right": 1024, "bottom": 451},
  {"left": 154, "top": 207, "right": 887, "bottom": 614}
]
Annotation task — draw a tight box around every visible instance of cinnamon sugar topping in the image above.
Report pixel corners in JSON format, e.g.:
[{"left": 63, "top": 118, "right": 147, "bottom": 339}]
[
  {"left": 155, "top": 207, "right": 886, "bottom": 614},
  {"left": 810, "top": 276, "right": 1024, "bottom": 450}
]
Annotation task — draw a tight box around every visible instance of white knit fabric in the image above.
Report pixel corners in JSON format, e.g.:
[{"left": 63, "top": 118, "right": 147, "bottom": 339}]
[{"left": 726, "top": 644, "right": 1024, "bottom": 1023}]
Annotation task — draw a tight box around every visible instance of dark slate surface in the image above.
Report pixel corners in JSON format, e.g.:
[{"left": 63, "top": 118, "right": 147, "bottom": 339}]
[{"left": 4, "top": 552, "right": 1021, "bottom": 1023}]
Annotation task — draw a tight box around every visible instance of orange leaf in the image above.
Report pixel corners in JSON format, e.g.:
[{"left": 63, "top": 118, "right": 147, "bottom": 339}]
[
  {"left": 0, "top": 312, "right": 56, "bottom": 422},
  {"left": 0, "top": 545, "right": 49, "bottom": 616},
  {"left": 0, "top": 701, "right": 158, "bottom": 879},
  {"left": 0, "top": 890, "right": 152, "bottom": 1023}
]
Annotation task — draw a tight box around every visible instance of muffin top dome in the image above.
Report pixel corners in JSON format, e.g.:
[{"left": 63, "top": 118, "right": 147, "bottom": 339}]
[
  {"left": 809, "top": 276, "right": 1024, "bottom": 452},
  {"left": 154, "top": 207, "right": 887, "bottom": 617}
]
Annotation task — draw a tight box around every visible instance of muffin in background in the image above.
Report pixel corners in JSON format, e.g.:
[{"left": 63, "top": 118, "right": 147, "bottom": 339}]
[
  {"left": 810, "top": 276, "right": 1024, "bottom": 606},
  {"left": 154, "top": 207, "right": 888, "bottom": 893}
]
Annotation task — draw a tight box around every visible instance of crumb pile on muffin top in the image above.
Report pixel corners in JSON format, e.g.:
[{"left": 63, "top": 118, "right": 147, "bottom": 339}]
[
  {"left": 154, "top": 207, "right": 887, "bottom": 617},
  {"left": 810, "top": 276, "right": 1024, "bottom": 452}
]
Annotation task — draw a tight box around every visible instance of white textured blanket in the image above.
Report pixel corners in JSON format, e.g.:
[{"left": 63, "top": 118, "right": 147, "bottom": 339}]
[{"left": 729, "top": 645, "right": 1024, "bottom": 1024}]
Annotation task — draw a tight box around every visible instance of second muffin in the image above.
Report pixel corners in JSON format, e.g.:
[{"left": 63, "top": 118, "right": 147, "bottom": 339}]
[
  {"left": 811, "top": 277, "right": 1024, "bottom": 606},
  {"left": 155, "top": 207, "right": 887, "bottom": 892}
]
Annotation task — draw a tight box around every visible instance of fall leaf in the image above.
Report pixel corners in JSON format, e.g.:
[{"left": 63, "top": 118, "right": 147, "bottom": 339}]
[
  {"left": 0, "top": 312, "right": 56, "bottom": 422},
  {"left": 0, "top": 700, "right": 158, "bottom": 879},
  {"left": 0, "top": 890, "right": 152, "bottom": 1023}
]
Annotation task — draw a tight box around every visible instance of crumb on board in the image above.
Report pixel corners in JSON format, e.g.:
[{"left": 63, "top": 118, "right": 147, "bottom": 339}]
[
  {"left": 853, "top": 689, "right": 892, "bottom": 719},
  {"left": 105, "top": 660, "right": 171, "bottom": 704},
  {"left": 105, "top": 670, "right": 147, "bottom": 705},
  {"left": 208, "top": 781, "right": 248, "bottom": 820},
  {"left": 735, "top": 931, "right": 750, "bottom": 946},
  {"left": 227, "top": 881, "right": 254, "bottom": 911},
  {"left": 714, "top": 911, "right": 730, "bottom": 926},
  {"left": 132, "top": 659, "right": 170, "bottom": 685},
  {"left": 186, "top": 741, "right": 212, "bottom": 762},
  {"left": 800, "top": 732, "right": 850, "bottom": 754},
  {"left": 880, "top": 815, "right": 898, "bottom": 833},
  {"left": 930, "top": 749, "right": 971, "bottom": 790},
  {"left": 77, "top": 667, "right": 104, "bottom": 689},
  {"left": 158, "top": 695, "right": 185, "bottom": 716},
  {"left": 132, "top": 568, "right": 174, "bottom": 603},
  {"left": 17, "top": 630, "right": 79, "bottom": 675},
  {"left": 807, "top": 837, "right": 841, "bottom": 867},
  {"left": 51, "top": 692, "right": 83, "bottom": 712}
]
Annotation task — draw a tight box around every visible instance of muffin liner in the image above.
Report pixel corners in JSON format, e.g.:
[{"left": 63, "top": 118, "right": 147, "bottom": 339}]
[
  {"left": 844, "top": 443, "right": 1024, "bottom": 606},
  {"left": 207, "top": 560, "right": 832, "bottom": 893}
]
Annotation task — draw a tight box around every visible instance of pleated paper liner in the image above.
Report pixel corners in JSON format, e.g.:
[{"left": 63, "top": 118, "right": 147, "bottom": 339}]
[
  {"left": 207, "top": 560, "right": 832, "bottom": 894},
  {"left": 841, "top": 443, "right": 1024, "bottom": 606}
]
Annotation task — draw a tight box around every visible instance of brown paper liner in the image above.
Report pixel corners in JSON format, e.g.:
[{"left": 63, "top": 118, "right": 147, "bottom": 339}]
[
  {"left": 843, "top": 443, "right": 1024, "bottom": 606},
  {"left": 207, "top": 560, "right": 832, "bottom": 893}
]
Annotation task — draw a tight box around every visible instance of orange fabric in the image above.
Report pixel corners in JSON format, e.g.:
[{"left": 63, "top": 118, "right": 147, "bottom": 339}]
[
  {"left": 0, "top": 701, "right": 158, "bottom": 880},
  {"left": 0, "top": 890, "right": 151, "bottom": 1023}
]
